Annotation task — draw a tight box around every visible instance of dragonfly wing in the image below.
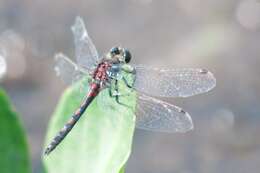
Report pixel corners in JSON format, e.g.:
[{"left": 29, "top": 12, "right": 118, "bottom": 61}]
[
  {"left": 135, "top": 93, "right": 193, "bottom": 133},
  {"left": 95, "top": 86, "right": 192, "bottom": 132},
  {"left": 71, "top": 16, "right": 99, "bottom": 70},
  {"left": 134, "top": 66, "right": 216, "bottom": 98},
  {"left": 54, "top": 53, "right": 90, "bottom": 85}
]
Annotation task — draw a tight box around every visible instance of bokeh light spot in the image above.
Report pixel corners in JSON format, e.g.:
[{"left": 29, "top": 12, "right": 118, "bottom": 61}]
[
  {"left": 0, "top": 30, "right": 26, "bottom": 79},
  {"left": 0, "top": 54, "right": 7, "bottom": 79}
]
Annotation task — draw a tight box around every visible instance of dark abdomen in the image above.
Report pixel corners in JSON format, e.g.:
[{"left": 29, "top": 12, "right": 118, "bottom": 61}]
[{"left": 44, "top": 83, "right": 100, "bottom": 155}]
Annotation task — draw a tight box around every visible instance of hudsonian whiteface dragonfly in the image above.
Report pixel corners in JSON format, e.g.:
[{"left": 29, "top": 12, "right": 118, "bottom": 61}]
[{"left": 44, "top": 17, "right": 216, "bottom": 155}]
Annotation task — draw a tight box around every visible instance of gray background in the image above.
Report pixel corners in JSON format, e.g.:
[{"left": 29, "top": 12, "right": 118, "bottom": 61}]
[{"left": 1, "top": 0, "right": 260, "bottom": 172}]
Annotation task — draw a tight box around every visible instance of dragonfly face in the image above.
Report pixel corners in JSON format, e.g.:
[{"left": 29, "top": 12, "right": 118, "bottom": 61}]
[
  {"left": 100, "top": 47, "right": 133, "bottom": 81},
  {"left": 108, "top": 47, "right": 132, "bottom": 64}
]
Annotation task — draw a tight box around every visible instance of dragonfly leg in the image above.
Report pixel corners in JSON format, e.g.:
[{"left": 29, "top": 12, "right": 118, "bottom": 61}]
[
  {"left": 109, "top": 80, "right": 130, "bottom": 107},
  {"left": 122, "top": 64, "right": 136, "bottom": 83},
  {"left": 109, "top": 86, "right": 120, "bottom": 97},
  {"left": 115, "top": 80, "right": 123, "bottom": 105},
  {"left": 122, "top": 76, "right": 134, "bottom": 88},
  {"left": 122, "top": 66, "right": 136, "bottom": 90}
]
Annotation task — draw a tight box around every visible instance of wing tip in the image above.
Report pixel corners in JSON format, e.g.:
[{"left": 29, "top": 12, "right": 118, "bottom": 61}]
[
  {"left": 71, "top": 16, "right": 88, "bottom": 38},
  {"left": 208, "top": 71, "right": 217, "bottom": 90},
  {"left": 177, "top": 109, "right": 194, "bottom": 133},
  {"left": 72, "top": 16, "right": 83, "bottom": 28},
  {"left": 199, "top": 68, "right": 217, "bottom": 91}
]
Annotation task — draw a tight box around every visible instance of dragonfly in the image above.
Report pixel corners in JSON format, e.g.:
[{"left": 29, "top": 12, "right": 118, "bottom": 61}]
[{"left": 44, "top": 16, "right": 216, "bottom": 155}]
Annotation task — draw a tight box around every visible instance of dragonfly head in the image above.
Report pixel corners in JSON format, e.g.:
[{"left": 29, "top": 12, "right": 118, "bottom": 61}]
[{"left": 109, "top": 47, "right": 132, "bottom": 64}]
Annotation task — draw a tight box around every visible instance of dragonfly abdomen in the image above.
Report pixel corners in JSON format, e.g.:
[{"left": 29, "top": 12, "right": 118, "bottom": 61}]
[{"left": 44, "top": 83, "right": 100, "bottom": 155}]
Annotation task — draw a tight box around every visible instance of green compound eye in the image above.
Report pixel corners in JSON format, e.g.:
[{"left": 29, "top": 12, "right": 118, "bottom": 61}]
[{"left": 123, "top": 49, "right": 131, "bottom": 63}]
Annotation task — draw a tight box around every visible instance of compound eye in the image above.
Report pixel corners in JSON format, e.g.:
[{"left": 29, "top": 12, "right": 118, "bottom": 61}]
[
  {"left": 123, "top": 49, "right": 131, "bottom": 63},
  {"left": 110, "top": 47, "right": 120, "bottom": 55}
]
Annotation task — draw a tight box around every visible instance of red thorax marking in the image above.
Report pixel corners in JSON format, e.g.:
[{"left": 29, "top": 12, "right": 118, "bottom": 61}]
[
  {"left": 92, "top": 61, "right": 111, "bottom": 81},
  {"left": 88, "top": 61, "right": 112, "bottom": 97},
  {"left": 92, "top": 61, "right": 111, "bottom": 82}
]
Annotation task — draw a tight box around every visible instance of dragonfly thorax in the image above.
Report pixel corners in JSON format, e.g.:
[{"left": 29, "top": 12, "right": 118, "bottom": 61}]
[
  {"left": 106, "top": 63, "right": 122, "bottom": 79},
  {"left": 92, "top": 61, "right": 111, "bottom": 82},
  {"left": 92, "top": 58, "right": 123, "bottom": 82}
]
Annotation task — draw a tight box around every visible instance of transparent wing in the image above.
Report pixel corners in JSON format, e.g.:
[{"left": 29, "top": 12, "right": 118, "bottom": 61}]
[
  {"left": 54, "top": 53, "right": 90, "bottom": 85},
  {"left": 96, "top": 86, "right": 193, "bottom": 133},
  {"left": 71, "top": 16, "right": 99, "bottom": 70},
  {"left": 134, "top": 66, "right": 216, "bottom": 98},
  {"left": 135, "top": 93, "right": 193, "bottom": 133}
]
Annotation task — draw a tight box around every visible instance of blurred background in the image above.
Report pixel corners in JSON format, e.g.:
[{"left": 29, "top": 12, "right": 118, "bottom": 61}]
[{"left": 0, "top": 0, "right": 260, "bottom": 172}]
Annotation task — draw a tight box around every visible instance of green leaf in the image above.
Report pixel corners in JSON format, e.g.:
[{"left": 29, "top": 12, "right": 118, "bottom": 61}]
[
  {"left": 0, "top": 88, "right": 31, "bottom": 173},
  {"left": 43, "top": 77, "right": 136, "bottom": 173}
]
